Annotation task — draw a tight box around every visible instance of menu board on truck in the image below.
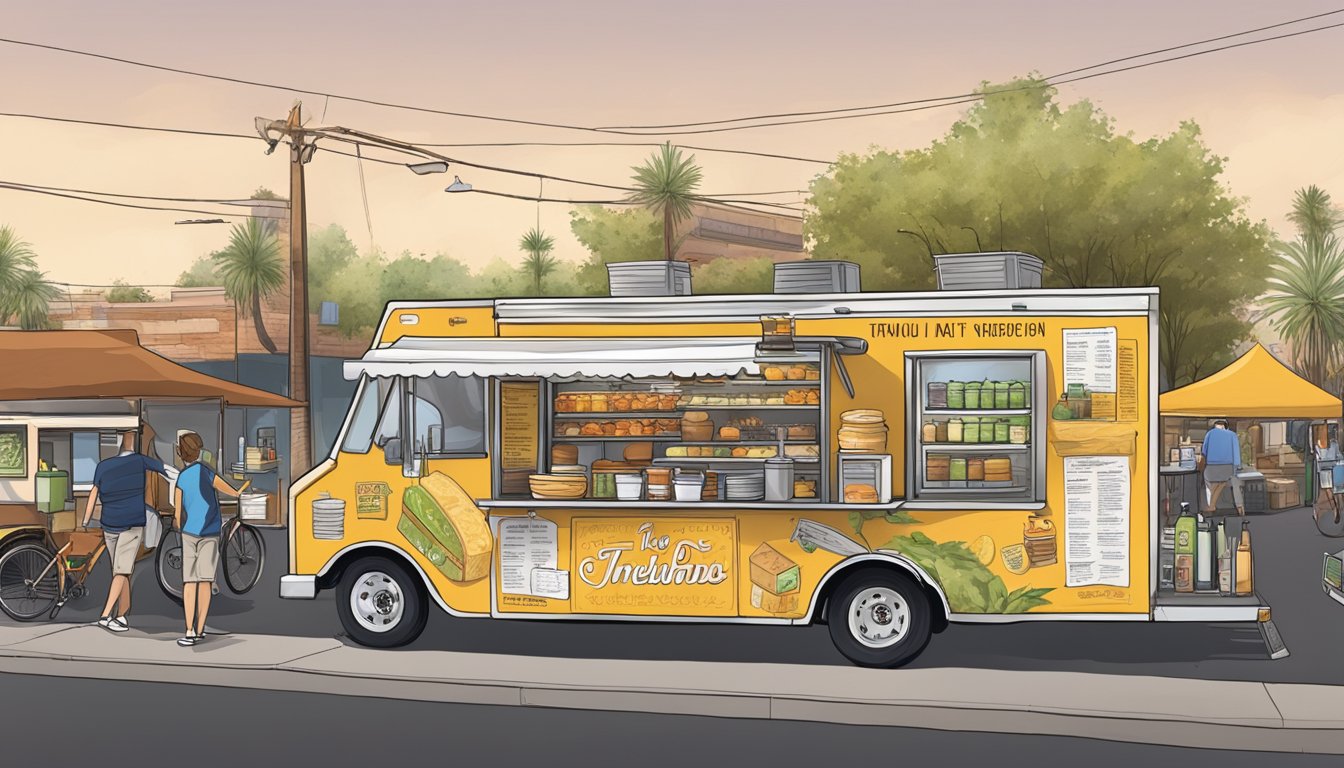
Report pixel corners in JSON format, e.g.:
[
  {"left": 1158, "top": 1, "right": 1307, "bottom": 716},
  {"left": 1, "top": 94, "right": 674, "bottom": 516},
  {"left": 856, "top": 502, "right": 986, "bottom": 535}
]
[
  {"left": 498, "top": 516, "right": 567, "bottom": 599},
  {"left": 1063, "top": 327, "right": 1117, "bottom": 395},
  {"left": 500, "top": 381, "right": 540, "bottom": 470},
  {"left": 1064, "top": 455, "right": 1131, "bottom": 588}
]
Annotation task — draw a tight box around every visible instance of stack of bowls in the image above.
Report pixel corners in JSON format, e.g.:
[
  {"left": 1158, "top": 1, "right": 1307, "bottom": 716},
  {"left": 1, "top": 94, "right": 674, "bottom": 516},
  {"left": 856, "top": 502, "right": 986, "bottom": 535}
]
[{"left": 838, "top": 409, "right": 888, "bottom": 452}]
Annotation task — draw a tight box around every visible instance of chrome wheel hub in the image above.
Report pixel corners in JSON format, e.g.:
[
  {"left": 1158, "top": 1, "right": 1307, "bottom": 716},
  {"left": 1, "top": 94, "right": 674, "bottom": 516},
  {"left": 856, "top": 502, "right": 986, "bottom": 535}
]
[
  {"left": 848, "top": 586, "right": 910, "bottom": 649},
  {"left": 350, "top": 571, "right": 404, "bottom": 633}
]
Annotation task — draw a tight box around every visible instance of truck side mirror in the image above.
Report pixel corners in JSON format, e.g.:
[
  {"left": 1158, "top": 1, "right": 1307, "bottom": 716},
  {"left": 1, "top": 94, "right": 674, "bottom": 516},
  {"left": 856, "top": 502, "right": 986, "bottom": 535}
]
[{"left": 382, "top": 438, "right": 402, "bottom": 466}]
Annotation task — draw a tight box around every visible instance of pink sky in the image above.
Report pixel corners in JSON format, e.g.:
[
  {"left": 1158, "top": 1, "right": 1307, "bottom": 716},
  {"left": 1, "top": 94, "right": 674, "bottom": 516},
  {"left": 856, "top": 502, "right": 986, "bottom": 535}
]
[{"left": 2, "top": 0, "right": 1342, "bottom": 290}]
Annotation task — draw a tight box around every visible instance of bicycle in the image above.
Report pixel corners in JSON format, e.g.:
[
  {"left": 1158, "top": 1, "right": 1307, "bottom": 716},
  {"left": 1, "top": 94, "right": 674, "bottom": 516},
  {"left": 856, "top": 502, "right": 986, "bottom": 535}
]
[
  {"left": 0, "top": 529, "right": 106, "bottom": 621},
  {"left": 155, "top": 511, "right": 265, "bottom": 603}
]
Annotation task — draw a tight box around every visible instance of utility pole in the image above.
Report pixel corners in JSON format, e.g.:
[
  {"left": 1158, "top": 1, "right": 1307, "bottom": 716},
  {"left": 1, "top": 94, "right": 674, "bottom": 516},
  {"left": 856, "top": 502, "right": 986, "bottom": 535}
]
[
  {"left": 258, "top": 104, "right": 315, "bottom": 477},
  {"left": 285, "top": 104, "right": 313, "bottom": 476}
]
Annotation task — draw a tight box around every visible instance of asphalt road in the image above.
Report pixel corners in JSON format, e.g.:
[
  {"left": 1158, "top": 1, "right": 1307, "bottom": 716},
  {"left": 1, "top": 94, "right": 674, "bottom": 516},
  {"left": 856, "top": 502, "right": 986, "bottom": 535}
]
[
  {"left": 1, "top": 672, "right": 1338, "bottom": 766},
  {"left": 14, "top": 505, "right": 1343, "bottom": 682}
]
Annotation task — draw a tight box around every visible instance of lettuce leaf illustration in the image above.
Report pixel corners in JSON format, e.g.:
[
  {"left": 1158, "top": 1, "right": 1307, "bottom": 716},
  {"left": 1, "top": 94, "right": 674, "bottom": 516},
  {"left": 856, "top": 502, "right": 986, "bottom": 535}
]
[{"left": 880, "top": 531, "right": 1053, "bottom": 614}]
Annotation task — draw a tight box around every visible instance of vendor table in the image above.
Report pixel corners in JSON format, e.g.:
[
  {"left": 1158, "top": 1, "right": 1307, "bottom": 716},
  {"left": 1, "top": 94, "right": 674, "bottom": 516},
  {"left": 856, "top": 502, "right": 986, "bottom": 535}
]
[{"left": 1159, "top": 464, "right": 1199, "bottom": 526}]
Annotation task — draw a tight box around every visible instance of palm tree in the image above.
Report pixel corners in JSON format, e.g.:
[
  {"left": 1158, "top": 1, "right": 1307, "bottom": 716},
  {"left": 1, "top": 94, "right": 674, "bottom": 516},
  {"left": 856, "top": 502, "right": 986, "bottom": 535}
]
[
  {"left": 518, "top": 227, "right": 558, "bottom": 295},
  {"left": 628, "top": 143, "right": 703, "bottom": 262},
  {"left": 6, "top": 269, "right": 58, "bottom": 329},
  {"left": 215, "top": 218, "right": 285, "bottom": 353},
  {"left": 1263, "top": 233, "right": 1344, "bottom": 388},
  {"left": 1288, "top": 185, "right": 1344, "bottom": 246},
  {"left": 0, "top": 226, "right": 38, "bottom": 323}
]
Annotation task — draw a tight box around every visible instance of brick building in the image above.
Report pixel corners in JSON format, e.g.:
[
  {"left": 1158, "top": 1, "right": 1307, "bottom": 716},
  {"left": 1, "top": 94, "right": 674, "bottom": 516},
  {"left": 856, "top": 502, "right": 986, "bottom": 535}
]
[{"left": 673, "top": 201, "right": 806, "bottom": 265}]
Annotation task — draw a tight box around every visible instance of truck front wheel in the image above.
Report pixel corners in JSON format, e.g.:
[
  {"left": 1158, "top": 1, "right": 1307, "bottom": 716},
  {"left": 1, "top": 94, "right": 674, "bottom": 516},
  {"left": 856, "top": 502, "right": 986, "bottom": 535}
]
[
  {"left": 826, "top": 569, "right": 932, "bottom": 668},
  {"left": 336, "top": 556, "right": 428, "bottom": 648}
]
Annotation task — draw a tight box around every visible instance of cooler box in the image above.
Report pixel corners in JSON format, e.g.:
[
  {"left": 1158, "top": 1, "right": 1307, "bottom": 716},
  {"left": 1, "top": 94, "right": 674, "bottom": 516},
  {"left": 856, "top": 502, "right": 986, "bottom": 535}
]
[
  {"left": 36, "top": 470, "right": 69, "bottom": 513},
  {"left": 1237, "top": 471, "right": 1266, "bottom": 514}
]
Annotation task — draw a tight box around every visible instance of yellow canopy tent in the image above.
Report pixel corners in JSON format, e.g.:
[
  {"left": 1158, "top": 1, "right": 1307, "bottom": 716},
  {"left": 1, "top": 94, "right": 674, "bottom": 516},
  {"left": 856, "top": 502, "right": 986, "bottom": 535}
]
[{"left": 1160, "top": 343, "right": 1342, "bottom": 419}]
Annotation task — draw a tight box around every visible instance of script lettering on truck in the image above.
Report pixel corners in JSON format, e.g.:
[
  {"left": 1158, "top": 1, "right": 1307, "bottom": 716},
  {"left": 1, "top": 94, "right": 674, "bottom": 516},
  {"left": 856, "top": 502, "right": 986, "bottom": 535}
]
[
  {"left": 571, "top": 518, "right": 737, "bottom": 616},
  {"left": 579, "top": 522, "right": 729, "bottom": 588}
]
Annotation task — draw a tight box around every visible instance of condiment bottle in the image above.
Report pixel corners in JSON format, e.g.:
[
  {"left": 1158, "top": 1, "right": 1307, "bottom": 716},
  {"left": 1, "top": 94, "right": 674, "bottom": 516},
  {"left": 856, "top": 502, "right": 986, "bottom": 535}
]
[
  {"left": 1216, "top": 518, "right": 1231, "bottom": 594},
  {"left": 1174, "top": 503, "right": 1196, "bottom": 593},
  {"left": 1235, "top": 524, "right": 1254, "bottom": 595},
  {"left": 1196, "top": 514, "right": 1213, "bottom": 591}
]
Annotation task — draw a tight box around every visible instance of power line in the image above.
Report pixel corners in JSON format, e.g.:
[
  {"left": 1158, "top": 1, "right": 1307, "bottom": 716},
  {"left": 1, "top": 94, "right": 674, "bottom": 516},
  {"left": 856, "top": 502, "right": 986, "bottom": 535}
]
[
  {"left": 0, "top": 111, "right": 833, "bottom": 164},
  {"left": 595, "top": 8, "right": 1344, "bottom": 130},
  {"left": 0, "top": 179, "right": 282, "bottom": 206},
  {"left": 0, "top": 182, "right": 258, "bottom": 218}
]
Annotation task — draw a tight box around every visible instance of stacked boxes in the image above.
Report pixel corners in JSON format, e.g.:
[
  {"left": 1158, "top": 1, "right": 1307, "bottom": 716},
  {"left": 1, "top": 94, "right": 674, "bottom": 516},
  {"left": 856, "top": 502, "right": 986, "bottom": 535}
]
[
  {"left": 749, "top": 542, "right": 800, "bottom": 614},
  {"left": 1266, "top": 478, "right": 1301, "bottom": 510}
]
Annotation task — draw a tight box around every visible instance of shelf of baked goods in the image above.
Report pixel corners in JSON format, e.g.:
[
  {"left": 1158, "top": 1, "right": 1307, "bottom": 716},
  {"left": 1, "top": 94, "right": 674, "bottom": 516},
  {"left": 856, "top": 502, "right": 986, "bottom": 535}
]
[
  {"left": 921, "top": 443, "right": 1031, "bottom": 452},
  {"left": 554, "top": 389, "right": 820, "bottom": 413},
  {"left": 665, "top": 444, "right": 820, "bottom": 459}
]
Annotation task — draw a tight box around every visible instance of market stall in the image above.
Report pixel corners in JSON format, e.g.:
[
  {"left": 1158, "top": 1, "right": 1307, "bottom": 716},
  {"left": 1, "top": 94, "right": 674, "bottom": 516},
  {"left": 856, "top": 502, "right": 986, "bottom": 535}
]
[
  {"left": 1159, "top": 343, "right": 1341, "bottom": 518},
  {"left": 0, "top": 330, "right": 301, "bottom": 537}
]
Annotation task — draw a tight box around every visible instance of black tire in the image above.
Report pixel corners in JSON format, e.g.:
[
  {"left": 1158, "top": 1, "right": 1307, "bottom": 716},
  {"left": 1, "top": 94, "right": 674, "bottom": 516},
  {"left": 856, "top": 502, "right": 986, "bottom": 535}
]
[
  {"left": 155, "top": 528, "right": 184, "bottom": 604},
  {"left": 0, "top": 543, "right": 61, "bottom": 621},
  {"left": 222, "top": 522, "right": 266, "bottom": 595},
  {"left": 826, "top": 568, "right": 933, "bottom": 668},
  {"left": 336, "top": 556, "right": 428, "bottom": 648}
]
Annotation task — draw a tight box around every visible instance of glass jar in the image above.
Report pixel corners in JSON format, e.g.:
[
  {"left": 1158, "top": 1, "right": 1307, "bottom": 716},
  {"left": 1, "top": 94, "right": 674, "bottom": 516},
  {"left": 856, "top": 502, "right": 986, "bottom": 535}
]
[
  {"left": 946, "top": 381, "right": 965, "bottom": 409},
  {"left": 922, "top": 421, "right": 938, "bottom": 443},
  {"left": 994, "top": 420, "right": 1010, "bottom": 443},
  {"left": 962, "top": 417, "right": 980, "bottom": 443},
  {"left": 946, "top": 417, "right": 963, "bottom": 443},
  {"left": 964, "top": 381, "right": 981, "bottom": 409},
  {"left": 936, "top": 420, "right": 949, "bottom": 442},
  {"left": 949, "top": 457, "right": 967, "bottom": 481}
]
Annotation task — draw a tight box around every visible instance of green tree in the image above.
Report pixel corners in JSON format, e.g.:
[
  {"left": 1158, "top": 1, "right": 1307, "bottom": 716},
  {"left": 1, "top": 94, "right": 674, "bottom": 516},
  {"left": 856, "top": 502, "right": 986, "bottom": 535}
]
[
  {"left": 176, "top": 254, "right": 220, "bottom": 287},
  {"left": 518, "top": 227, "right": 558, "bottom": 296},
  {"left": 0, "top": 227, "right": 57, "bottom": 329},
  {"left": 215, "top": 218, "right": 285, "bottom": 353},
  {"left": 307, "top": 224, "right": 359, "bottom": 300},
  {"left": 806, "top": 77, "right": 1274, "bottom": 387},
  {"left": 569, "top": 206, "right": 662, "bottom": 294},
  {"left": 251, "top": 187, "right": 285, "bottom": 201},
  {"left": 1263, "top": 186, "right": 1344, "bottom": 388},
  {"left": 106, "top": 279, "right": 152, "bottom": 303},
  {"left": 1262, "top": 234, "right": 1344, "bottom": 389},
  {"left": 628, "top": 143, "right": 703, "bottom": 262},
  {"left": 6, "top": 268, "right": 58, "bottom": 329},
  {"left": 692, "top": 257, "right": 777, "bottom": 294}
]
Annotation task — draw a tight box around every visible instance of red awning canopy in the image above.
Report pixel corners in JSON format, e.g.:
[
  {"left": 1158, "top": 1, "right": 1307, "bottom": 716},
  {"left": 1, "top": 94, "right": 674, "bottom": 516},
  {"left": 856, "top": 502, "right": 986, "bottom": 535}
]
[{"left": 0, "top": 329, "right": 302, "bottom": 408}]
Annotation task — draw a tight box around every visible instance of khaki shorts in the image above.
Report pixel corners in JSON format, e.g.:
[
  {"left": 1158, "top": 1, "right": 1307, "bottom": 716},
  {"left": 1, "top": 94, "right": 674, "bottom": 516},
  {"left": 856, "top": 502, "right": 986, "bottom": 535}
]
[
  {"left": 181, "top": 534, "right": 219, "bottom": 583},
  {"left": 103, "top": 528, "right": 144, "bottom": 576}
]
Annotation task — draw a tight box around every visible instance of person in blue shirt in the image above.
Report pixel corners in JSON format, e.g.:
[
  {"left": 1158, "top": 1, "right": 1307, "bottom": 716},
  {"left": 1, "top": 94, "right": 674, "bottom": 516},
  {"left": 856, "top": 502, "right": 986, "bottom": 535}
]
[
  {"left": 172, "top": 432, "right": 247, "bottom": 647},
  {"left": 1201, "top": 419, "right": 1243, "bottom": 516},
  {"left": 81, "top": 430, "right": 175, "bottom": 633}
]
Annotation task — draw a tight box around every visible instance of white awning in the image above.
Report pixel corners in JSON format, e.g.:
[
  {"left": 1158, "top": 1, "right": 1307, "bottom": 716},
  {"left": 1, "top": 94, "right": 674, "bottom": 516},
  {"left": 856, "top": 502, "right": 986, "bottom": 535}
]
[{"left": 343, "top": 337, "right": 821, "bottom": 380}]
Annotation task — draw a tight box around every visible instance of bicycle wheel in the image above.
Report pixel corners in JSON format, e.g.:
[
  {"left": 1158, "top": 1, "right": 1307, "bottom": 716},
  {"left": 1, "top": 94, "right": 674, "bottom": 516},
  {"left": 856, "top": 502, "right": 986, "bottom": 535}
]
[
  {"left": 0, "top": 543, "right": 61, "bottom": 621},
  {"left": 155, "top": 527, "right": 185, "bottom": 603},
  {"left": 222, "top": 522, "right": 265, "bottom": 595}
]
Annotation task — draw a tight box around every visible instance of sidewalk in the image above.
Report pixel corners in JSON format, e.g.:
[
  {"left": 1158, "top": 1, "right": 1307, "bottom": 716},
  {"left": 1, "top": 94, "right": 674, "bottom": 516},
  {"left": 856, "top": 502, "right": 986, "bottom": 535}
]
[{"left": 2, "top": 621, "right": 1343, "bottom": 754}]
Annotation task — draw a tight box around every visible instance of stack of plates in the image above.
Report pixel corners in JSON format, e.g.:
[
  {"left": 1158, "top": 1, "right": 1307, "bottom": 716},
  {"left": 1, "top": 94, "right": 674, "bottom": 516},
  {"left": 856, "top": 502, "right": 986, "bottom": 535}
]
[
  {"left": 312, "top": 496, "right": 345, "bottom": 540},
  {"left": 724, "top": 472, "right": 766, "bottom": 501}
]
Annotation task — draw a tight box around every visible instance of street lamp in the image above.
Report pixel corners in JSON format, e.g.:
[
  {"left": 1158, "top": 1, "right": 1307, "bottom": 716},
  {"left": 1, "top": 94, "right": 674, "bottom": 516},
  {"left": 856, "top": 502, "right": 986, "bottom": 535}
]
[
  {"left": 407, "top": 161, "right": 450, "bottom": 175},
  {"left": 445, "top": 176, "right": 473, "bottom": 193}
]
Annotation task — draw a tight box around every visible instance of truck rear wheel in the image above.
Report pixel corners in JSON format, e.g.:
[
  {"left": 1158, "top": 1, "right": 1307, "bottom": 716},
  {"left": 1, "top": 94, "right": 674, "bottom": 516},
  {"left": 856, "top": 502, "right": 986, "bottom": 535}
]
[
  {"left": 826, "top": 569, "right": 932, "bottom": 668},
  {"left": 336, "top": 556, "right": 428, "bottom": 648}
]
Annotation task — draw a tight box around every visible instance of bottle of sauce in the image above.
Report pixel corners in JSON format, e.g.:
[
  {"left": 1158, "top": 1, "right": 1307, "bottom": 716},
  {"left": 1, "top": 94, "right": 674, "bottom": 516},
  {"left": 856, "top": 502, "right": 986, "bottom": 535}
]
[
  {"left": 1235, "top": 524, "right": 1254, "bottom": 595},
  {"left": 1174, "top": 503, "right": 1196, "bottom": 593},
  {"left": 1216, "top": 518, "right": 1231, "bottom": 594},
  {"left": 1195, "top": 514, "right": 1213, "bottom": 591}
]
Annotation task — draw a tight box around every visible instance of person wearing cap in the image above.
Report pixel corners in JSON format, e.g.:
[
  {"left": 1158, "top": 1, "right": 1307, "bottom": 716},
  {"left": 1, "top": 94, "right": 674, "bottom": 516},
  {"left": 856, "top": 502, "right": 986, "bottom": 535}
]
[
  {"left": 1201, "top": 419, "right": 1243, "bottom": 515},
  {"left": 81, "top": 430, "right": 175, "bottom": 634}
]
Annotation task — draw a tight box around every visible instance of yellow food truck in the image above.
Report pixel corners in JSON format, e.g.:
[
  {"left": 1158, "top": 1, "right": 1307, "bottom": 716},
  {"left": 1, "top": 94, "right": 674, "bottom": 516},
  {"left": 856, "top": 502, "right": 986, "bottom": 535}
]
[{"left": 281, "top": 273, "right": 1286, "bottom": 667}]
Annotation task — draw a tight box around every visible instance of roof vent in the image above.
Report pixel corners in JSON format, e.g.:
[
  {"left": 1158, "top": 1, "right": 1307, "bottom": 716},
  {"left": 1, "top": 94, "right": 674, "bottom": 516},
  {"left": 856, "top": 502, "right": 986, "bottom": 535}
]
[
  {"left": 933, "top": 251, "right": 1043, "bottom": 291},
  {"left": 774, "top": 261, "right": 861, "bottom": 293},
  {"left": 606, "top": 261, "right": 693, "bottom": 297}
]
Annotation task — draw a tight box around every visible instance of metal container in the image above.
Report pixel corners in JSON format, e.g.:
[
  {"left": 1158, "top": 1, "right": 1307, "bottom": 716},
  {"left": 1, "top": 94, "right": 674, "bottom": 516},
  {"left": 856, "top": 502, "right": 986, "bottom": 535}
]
[
  {"left": 933, "top": 251, "right": 1044, "bottom": 290},
  {"left": 764, "top": 457, "right": 795, "bottom": 502},
  {"left": 773, "top": 260, "right": 860, "bottom": 293}
]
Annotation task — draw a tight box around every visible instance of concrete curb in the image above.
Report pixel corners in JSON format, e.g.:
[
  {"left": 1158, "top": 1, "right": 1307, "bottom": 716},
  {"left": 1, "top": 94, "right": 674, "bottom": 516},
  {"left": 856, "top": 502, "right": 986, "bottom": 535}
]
[{"left": 1, "top": 624, "right": 1343, "bottom": 754}]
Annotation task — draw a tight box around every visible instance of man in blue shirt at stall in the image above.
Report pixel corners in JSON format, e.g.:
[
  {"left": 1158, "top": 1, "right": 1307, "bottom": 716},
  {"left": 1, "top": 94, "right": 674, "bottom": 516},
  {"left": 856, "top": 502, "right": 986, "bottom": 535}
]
[
  {"left": 81, "top": 430, "right": 175, "bottom": 633},
  {"left": 1201, "top": 419, "right": 1244, "bottom": 516}
]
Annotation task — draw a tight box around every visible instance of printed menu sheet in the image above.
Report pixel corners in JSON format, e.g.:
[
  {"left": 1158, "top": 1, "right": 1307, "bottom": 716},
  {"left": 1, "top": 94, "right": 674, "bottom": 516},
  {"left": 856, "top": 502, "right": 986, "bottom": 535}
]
[
  {"left": 1117, "top": 339, "right": 1140, "bottom": 422},
  {"left": 499, "top": 516, "right": 567, "bottom": 598},
  {"left": 1064, "top": 456, "right": 1130, "bottom": 588},
  {"left": 500, "top": 381, "right": 540, "bottom": 470},
  {"left": 1063, "top": 327, "right": 1117, "bottom": 393}
]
